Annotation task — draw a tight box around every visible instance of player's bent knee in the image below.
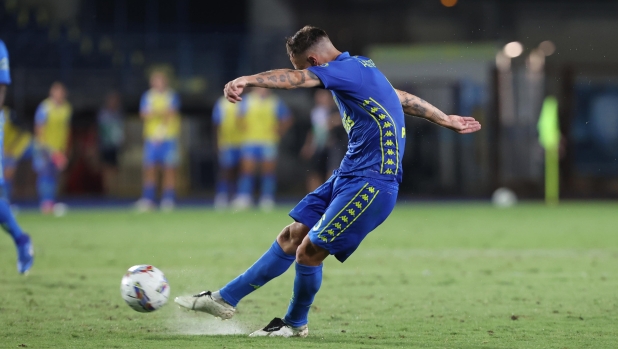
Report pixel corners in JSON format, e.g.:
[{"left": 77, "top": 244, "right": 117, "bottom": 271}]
[
  {"left": 296, "top": 237, "right": 328, "bottom": 266},
  {"left": 276, "top": 222, "right": 309, "bottom": 255}
]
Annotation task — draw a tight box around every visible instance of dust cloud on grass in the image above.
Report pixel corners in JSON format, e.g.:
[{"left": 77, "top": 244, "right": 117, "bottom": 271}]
[{"left": 167, "top": 308, "right": 250, "bottom": 335}]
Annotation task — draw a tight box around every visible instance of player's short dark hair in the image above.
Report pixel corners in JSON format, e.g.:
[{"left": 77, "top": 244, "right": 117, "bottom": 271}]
[{"left": 286, "top": 26, "right": 329, "bottom": 57}]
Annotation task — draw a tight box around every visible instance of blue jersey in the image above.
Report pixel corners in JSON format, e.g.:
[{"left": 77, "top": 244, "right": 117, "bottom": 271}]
[{"left": 308, "top": 52, "right": 406, "bottom": 183}]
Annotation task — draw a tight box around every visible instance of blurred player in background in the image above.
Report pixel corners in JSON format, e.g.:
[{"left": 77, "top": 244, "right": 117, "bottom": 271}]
[
  {"left": 135, "top": 71, "right": 181, "bottom": 212},
  {"left": 212, "top": 96, "right": 242, "bottom": 209},
  {"left": 97, "top": 91, "right": 124, "bottom": 196},
  {"left": 2, "top": 106, "right": 34, "bottom": 201},
  {"left": 233, "top": 88, "right": 291, "bottom": 210},
  {"left": 176, "top": 25, "right": 480, "bottom": 337},
  {"left": 34, "top": 82, "right": 71, "bottom": 214},
  {"left": 300, "top": 89, "right": 334, "bottom": 192},
  {"left": 0, "top": 38, "right": 33, "bottom": 273}
]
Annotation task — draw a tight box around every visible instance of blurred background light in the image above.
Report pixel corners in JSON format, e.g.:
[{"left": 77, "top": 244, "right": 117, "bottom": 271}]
[
  {"left": 503, "top": 41, "right": 523, "bottom": 58},
  {"left": 539, "top": 40, "right": 556, "bottom": 56},
  {"left": 440, "top": 0, "right": 458, "bottom": 7}
]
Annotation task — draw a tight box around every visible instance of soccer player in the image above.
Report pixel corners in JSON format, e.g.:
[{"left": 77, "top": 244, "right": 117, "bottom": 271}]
[
  {"left": 97, "top": 92, "right": 124, "bottom": 196},
  {"left": 2, "top": 106, "right": 34, "bottom": 200},
  {"left": 212, "top": 95, "right": 242, "bottom": 209},
  {"left": 232, "top": 87, "right": 291, "bottom": 210},
  {"left": 175, "top": 26, "right": 481, "bottom": 337},
  {"left": 135, "top": 71, "right": 181, "bottom": 212},
  {"left": 0, "top": 38, "right": 34, "bottom": 273},
  {"left": 34, "top": 82, "right": 71, "bottom": 214}
]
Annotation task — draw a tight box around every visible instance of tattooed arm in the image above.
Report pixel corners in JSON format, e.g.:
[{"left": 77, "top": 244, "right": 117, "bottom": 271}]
[
  {"left": 395, "top": 89, "right": 481, "bottom": 134},
  {"left": 224, "top": 69, "right": 323, "bottom": 103}
]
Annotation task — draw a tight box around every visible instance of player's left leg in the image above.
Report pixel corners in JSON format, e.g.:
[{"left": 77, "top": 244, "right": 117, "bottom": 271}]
[
  {"left": 136, "top": 141, "right": 158, "bottom": 211},
  {"left": 234, "top": 145, "right": 258, "bottom": 209},
  {"left": 0, "top": 184, "right": 33, "bottom": 274},
  {"left": 258, "top": 144, "right": 278, "bottom": 211},
  {"left": 160, "top": 140, "right": 179, "bottom": 211}
]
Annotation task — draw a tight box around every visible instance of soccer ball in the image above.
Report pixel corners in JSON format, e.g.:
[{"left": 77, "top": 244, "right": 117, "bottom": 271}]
[{"left": 120, "top": 265, "right": 170, "bottom": 312}]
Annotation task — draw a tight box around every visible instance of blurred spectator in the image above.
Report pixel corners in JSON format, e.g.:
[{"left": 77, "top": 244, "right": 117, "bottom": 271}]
[
  {"left": 34, "top": 82, "right": 71, "bottom": 214},
  {"left": 97, "top": 92, "right": 124, "bottom": 196},
  {"left": 135, "top": 71, "right": 181, "bottom": 212},
  {"left": 326, "top": 109, "right": 348, "bottom": 175},
  {"left": 300, "top": 89, "right": 334, "bottom": 192},
  {"left": 212, "top": 96, "right": 242, "bottom": 209},
  {"left": 1, "top": 107, "right": 33, "bottom": 201},
  {"left": 233, "top": 88, "right": 291, "bottom": 210}
]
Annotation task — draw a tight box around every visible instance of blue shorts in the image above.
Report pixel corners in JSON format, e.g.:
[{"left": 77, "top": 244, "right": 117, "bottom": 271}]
[
  {"left": 3, "top": 142, "right": 34, "bottom": 169},
  {"left": 219, "top": 147, "right": 241, "bottom": 169},
  {"left": 143, "top": 140, "right": 179, "bottom": 167},
  {"left": 241, "top": 143, "right": 277, "bottom": 162},
  {"left": 290, "top": 175, "right": 398, "bottom": 262}
]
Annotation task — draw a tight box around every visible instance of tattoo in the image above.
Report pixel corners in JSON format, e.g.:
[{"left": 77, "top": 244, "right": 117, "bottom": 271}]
[
  {"left": 279, "top": 75, "right": 286, "bottom": 82},
  {"left": 267, "top": 75, "right": 277, "bottom": 83},
  {"left": 256, "top": 77, "right": 264, "bottom": 84}
]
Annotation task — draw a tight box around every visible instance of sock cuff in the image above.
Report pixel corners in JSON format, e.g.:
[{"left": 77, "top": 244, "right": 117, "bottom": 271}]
[
  {"left": 295, "top": 262, "right": 322, "bottom": 275},
  {"left": 271, "top": 240, "right": 296, "bottom": 261}
]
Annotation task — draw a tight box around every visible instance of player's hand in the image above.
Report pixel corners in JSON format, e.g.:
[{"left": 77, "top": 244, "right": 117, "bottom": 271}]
[
  {"left": 224, "top": 77, "right": 249, "bottom": 103},
  {"left": 51, "top": 151, "right": 68, "bottom": 170},
  {"left": 447, "top": 115, "right": 482, "bottom": 134}
]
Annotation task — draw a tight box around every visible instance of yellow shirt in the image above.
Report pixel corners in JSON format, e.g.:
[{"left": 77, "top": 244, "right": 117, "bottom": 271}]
[
  {"left": 140, "top": 89, "right": 181, "bottom": 141},
  {"left": 213, "top": 97, "right": 243, "bottom": 148},
  {"left": 240, "top": 92, "right": 288, "bottom": 144},
  {"left": 2, "top": 107, "right": 32, "bottom": 158},
  {"left": 35, "top": 98, "right": 72, "bottom": 152}
]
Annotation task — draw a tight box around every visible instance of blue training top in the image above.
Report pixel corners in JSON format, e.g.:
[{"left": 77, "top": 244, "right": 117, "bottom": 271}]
[
  {"left": 0, "top": 39, "right": 10, "bottom": 85},
  {"left": 308, "top": 52, "right": 406, "bottom": 183}
]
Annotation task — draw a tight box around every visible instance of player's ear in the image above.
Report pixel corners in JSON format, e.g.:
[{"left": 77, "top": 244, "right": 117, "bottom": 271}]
[{"left": 307, "top": 55, "right": 319, "bottom": 67}]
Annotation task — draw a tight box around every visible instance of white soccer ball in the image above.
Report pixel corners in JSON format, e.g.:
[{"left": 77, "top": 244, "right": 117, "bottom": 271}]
[
  {"left": 491, "top": 187, "right": 518, "bottom": 208},
  {"left": 120, "top": 265, "right": 170, "bottom": 312}
]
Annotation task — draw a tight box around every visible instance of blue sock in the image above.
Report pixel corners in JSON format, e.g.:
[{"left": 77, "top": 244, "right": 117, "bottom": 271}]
[
  {"left": 284, "top": 263, "right": 323, "bottom": 327},
  {"left": 219, "top": 241, "right": 295, "bottom": 307},
  {"left": 237, "top": 174, "right": 254, "bottom": 197},
  {"left": 142, "top": 183, "right": 156, "bottom": 201},
  {"left": 0, "top": 198, "right": 24, "bottom": 244},
  {"left": 4, "top": 180, "right": 12, "bottom": 201},
  {"left": 261, "top": 174, "right": 276, "bottom": 199},
  {"left": 37, "top": 170, "right": 57, "bottom": 202},
  {"left": 162, "top": 188, "right": 175, "bottom": 201}
]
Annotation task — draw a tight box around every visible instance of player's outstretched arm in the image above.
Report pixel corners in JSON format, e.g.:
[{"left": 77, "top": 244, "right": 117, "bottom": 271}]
[
  {"left": 395, "top": 89, "right": 481, "bottom": 134},
  {"left": 224, "top": 69, "right": 322, "bottom": 103}
]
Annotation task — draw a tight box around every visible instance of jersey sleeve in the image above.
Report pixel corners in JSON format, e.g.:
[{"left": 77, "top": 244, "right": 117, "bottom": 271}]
[
  {"left": 139, "top": 92, "right": 150, "bottom": 114},
  {"left": 35, "top": 102, "right": 48, "bottom": 126},
  {"left": 0, "top": 40, "right": 11, "bottom": 85},
  {"left": 212, "top": 100, "right": 223, "bottom": 125},
  {"left": 307, "top": 60, "right": 362, "bottom": 93},
  {"left": 276, "top": 99, "right": 290, "bottom": 121}
]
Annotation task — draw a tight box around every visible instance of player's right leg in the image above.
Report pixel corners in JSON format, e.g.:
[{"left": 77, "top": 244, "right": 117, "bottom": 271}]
[
  {"left": 33, "top": 149, "right": 57, "bottom": 214},
  {"left": 135, "top": 141, "right": 157, "bottom": 212},
  {"left": 214, "top": 147, "right": 240, "bottom": 209},
  {"left": 175, "top": 177, "right": 334, "bottom": 319},
  {"left": 174, "top": 222, "right": 307, "bottom": 318},
  {"left": 0, "top": 185, "right": 33, "bottom": 274},
  {"left": 233, "top": 145, "right": 258, "bottom": 209}
]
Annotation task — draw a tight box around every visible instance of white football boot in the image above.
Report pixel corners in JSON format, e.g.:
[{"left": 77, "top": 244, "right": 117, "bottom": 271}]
[
  {"left": 249, "top": 317, "right": 308, "bottom": 338},
  {"left": 174, "top": 291, "right": 236, "bottom": 320}
]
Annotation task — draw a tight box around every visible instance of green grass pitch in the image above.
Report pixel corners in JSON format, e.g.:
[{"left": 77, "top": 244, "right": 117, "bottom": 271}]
[{"left": 1, "top": 202, "right": 617, "bottom": 348}]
